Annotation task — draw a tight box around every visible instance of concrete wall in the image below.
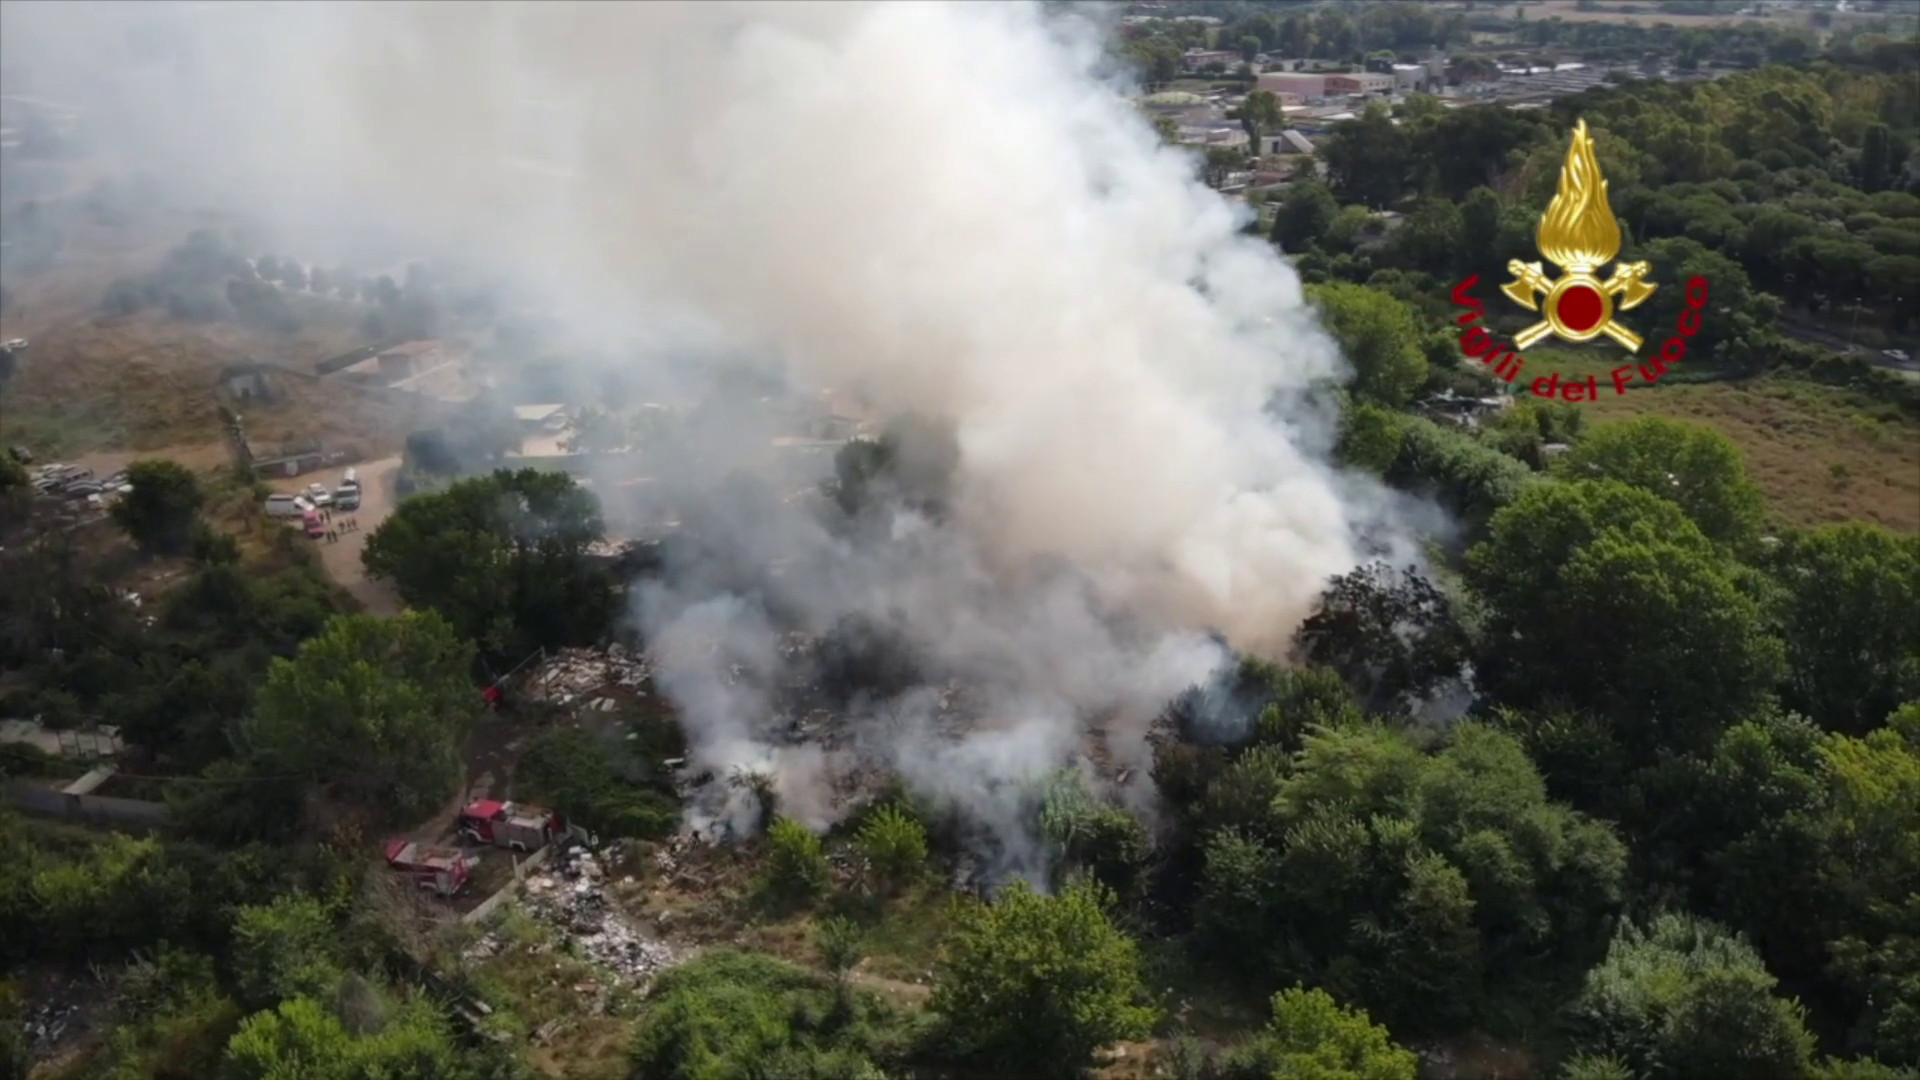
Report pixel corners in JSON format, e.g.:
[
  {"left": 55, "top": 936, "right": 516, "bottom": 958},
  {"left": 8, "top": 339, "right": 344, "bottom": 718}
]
[{"left": 5, "top": 780, "right": 170, "bottom": 827}]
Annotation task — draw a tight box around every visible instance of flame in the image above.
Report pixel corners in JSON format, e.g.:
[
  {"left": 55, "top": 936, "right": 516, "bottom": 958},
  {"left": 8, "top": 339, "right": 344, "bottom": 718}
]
[{"left": 1537, "top": 119, "right": 1621, "bottom": 272}]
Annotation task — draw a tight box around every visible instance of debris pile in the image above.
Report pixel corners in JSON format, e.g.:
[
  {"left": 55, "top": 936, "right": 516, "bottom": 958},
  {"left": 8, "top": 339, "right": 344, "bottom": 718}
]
[
  {"left": 24, "top": 1001, "right": 81, "bottom": 1055},
  {"left": 524, "top": 645, "right": 652, "bottom": 707},
  {"left": 519, "top": 843, "right": 676, "bottom": 985}
]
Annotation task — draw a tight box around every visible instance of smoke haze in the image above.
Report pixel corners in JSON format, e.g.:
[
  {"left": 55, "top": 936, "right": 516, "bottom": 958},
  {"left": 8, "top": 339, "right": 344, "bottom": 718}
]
[{"left": 2, "top": 0, "right": 1425, "bottom": 875}]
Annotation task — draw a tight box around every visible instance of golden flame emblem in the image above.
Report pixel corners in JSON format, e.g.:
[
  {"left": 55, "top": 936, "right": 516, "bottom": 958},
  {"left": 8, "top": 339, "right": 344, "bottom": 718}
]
[{"left": 1501, "top": 120, "right": 1656, "bottom": 352}]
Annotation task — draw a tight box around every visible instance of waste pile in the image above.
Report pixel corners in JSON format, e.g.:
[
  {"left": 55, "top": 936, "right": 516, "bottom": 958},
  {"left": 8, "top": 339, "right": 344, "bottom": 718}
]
[
  {"left": 23, "top": 1000, "right": 81, "bottom": 1056},
  {"left": 523, "top": 644, "right": 652, "bottom": 707},
  {"left": 517, "top": 842, "right": 677, "bottom": 986}
]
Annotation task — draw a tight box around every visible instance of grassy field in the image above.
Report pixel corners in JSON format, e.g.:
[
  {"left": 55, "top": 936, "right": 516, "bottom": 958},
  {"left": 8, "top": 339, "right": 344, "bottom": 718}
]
[{"left": 1497, "top": 345, "right": 1920, "bottom": 533}]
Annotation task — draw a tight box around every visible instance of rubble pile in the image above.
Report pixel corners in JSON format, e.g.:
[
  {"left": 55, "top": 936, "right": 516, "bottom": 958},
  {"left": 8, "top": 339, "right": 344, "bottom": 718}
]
[
  {"left": 23, "top": 1001, "right": 81, "bottom": 1056},
  {"left": 519, "top": 843, "right": 676, "bottom": 985},
  {"left": 524, "top": 645, "right": 651, "bottom": 707}
]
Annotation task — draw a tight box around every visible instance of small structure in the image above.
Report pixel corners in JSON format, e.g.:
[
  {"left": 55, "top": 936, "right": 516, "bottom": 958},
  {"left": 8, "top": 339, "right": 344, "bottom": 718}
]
[
  {"left": 512, "top": 404, "right": 569, "bottom": 432},
  {"left": 217, "top": 361, "right": 277, "bottom": 403}
]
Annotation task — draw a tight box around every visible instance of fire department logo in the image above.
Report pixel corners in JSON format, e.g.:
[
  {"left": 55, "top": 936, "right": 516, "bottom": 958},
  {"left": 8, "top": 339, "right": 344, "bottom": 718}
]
[{"left": 1500, "top": 119, "right": 1656, "bottom": 353}]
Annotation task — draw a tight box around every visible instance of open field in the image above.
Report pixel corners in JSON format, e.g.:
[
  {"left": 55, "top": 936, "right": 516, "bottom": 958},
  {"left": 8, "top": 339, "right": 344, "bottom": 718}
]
[
  {"left": 1522, "top": 0, "right": 1880, "bottom": 30},
  {"left": 1502, "top": 347, "right": 1920, "bottom": 532}
]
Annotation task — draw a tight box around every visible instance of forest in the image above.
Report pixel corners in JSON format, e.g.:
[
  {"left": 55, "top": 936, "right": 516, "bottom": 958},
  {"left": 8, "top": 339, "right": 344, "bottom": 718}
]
[{"left": 2, "top": 13, "right": 1918, "bottom": 1080}]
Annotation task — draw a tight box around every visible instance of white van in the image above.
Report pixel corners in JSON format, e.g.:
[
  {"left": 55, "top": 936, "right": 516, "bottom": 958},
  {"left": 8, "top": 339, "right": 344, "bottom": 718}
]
[
  {"left": 342, "top": 467, "right": 359, "bottom": 488},
  {"left": 264, "top": 494, "right": 316, "bottom": 518}
]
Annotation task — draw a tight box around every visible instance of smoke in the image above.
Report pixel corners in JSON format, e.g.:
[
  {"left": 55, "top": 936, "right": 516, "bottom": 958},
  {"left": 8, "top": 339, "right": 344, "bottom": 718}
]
[{"left": 2, "top": 1, "right": 1428, "bottom": 880}]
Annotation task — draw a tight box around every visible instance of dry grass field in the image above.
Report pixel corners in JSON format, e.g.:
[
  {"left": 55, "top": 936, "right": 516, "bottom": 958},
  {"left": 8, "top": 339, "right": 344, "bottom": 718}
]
[
  {"left": 1511, "top": 347, "right": 1920, "bottom": 533},
  {"left": 1520, "top": 0, "right": 1862, "bottom": 30}
]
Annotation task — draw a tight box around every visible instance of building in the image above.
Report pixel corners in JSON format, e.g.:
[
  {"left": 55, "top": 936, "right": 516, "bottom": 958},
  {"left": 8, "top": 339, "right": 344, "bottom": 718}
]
[
  {"left": 513, "top": 404, "right": 570, "bottom": 432},
  {"left": 1182, "top": 48, "right": 1239, "bottom": 71},
  {"left": 1257, "top": 72, "right": 1328, "bottom": 98},
  {"left": 1392, "top": 63, "right": 1439, "bottom": 93},
  {"left": 1326, "top": 72, "right": 1394, "bottom": 96},
  {"left": 217, "top": 361, "right": 276, "bottom": 403}
]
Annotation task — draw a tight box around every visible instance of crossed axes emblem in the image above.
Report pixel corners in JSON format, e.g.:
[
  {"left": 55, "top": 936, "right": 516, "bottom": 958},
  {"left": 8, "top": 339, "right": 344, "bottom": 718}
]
[{"left": 1501, "top": 259, "right": 1657, "bottom": 352}]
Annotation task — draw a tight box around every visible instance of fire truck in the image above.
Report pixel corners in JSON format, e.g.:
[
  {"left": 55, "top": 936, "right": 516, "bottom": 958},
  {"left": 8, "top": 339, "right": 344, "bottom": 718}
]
[
  {"left": 457, "top": 799, "right": 565, "bottom": 853},
  {"left": 384, "top": 840, "right": 477, "bottom": 897}
]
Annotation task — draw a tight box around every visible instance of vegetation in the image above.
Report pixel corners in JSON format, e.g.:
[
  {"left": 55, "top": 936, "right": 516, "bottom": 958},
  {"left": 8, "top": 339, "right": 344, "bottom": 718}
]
[
  {"left": 929, "top": 881, "right": 1158, "bottom": 1076},
  {"left": 110, "top": 458, "right": 205, "bottom": 554},
  {"left": 362, "top": 467, "right": 618, "bottom": 660},
  {"left": 241, "top": 610, "right": 483, "bottom": 824},
  {"left": 3, "top": 9, "right": 1918, "bottom": 1080}
]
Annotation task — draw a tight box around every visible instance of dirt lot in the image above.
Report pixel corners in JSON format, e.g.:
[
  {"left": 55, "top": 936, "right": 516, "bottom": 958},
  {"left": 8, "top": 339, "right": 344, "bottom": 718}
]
[{"left": 272, "top": 454, "right": 404, "bottom": 614}]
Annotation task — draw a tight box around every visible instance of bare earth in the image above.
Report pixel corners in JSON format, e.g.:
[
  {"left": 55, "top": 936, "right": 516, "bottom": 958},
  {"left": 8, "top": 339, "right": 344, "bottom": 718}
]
[{"left": 270, "top": 454, "right": 404, "bottom": 615}]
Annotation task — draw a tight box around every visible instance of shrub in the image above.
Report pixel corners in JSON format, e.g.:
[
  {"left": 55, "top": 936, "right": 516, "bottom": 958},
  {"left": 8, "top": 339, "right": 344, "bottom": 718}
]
[
  {"left": 767, "top": 816, "right": 829, "bottom": 901},
  {"left": 855, "top": 804, "right": 928, "bottom": 892}
]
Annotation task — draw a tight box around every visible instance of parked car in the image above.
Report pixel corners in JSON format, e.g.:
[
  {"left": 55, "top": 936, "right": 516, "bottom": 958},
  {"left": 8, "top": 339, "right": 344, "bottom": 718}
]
[
  {"left": 306, "top": 483, "right": 333, "bottom": 508},
  {"left": 334, "top": 486, "right": 361, "bottom": 510}
]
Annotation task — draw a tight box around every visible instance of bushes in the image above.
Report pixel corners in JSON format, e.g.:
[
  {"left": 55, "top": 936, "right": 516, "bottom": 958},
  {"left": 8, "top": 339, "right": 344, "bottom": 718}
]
[
  {"left": 930, "top": 880, "right": 1158, "bottom": 1076},
  {"left": 1565, "top": 913, "right": 1816, "bottom": 1080},
  {"left": 514, "top": 723, "right": 682, "bottom": 841},
  {"left": 629, "top": 950, "right": 910, "bottom": 1080},
  {"left": 767, "top": 816, "right": 830, "bottom": 901},
  {"left": 856, "top": 803, "right": 928, "bottom": 892},
  {"left": 1217, "top": 986, "right": 1418, "bottom": 1080}
]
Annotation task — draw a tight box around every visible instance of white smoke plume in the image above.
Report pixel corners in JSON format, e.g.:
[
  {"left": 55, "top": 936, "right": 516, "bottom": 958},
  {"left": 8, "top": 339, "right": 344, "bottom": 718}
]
[{"left": 2, "top": 1, "right": 1426, "bottom": 877}]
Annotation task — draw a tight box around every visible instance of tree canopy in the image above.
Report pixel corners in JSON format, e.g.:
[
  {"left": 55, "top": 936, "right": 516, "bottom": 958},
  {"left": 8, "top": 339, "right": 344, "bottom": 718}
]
[
  {"left": 363, "top": 468, "right": 616, "bottom": 659},
  {"left": 240, "top": 611, "right": 482, "bottom": 823}
]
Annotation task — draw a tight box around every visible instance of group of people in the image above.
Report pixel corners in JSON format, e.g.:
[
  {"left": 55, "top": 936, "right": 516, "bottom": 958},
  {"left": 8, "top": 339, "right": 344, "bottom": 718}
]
[{"left": 319, "top": 507, "right": 359, "bottom": 544}]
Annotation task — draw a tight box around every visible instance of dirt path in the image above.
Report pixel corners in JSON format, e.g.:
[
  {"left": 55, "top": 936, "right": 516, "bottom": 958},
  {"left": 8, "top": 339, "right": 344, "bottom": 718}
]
[{"left": 283, "top": 455, "right": 403, "bottom": 614}]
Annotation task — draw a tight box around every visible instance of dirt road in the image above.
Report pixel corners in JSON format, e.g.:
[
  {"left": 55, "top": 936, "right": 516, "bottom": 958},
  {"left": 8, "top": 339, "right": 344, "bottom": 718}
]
[{"left": 275, "top": 455, "right": 404, "bottom": 615}]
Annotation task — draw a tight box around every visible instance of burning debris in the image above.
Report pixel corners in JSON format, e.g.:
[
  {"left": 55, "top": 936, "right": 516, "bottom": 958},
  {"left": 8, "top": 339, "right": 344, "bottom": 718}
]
[
  {"left": 522, "top": 644, "right": 652, "bottom": 707},
  {"left": 512, "top": 843, "right": 677, "bottom": 986}
]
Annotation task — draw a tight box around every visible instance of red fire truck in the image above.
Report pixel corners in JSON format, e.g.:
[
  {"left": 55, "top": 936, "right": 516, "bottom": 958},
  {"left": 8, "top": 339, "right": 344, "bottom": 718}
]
[
  {"left": 456, "top": 800, "right": 565, "bottom": 853},
  {"left": 384, "top": 840, "right": 477, "bottom": 897}
]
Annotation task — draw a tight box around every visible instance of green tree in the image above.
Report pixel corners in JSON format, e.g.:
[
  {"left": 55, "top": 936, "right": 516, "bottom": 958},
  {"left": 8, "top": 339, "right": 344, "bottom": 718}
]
[
  {"left": 1566, "top": 913, "right": 1816, "bottom": 1080},
  {"left": 818, "top": 917, "right": 865, "bottom": 995},
  {"left": 231, "top": 893, "right": 342, "bottom": 1009},
  {"left": 1772, "top": 525, "right": 1920, "bottom": 735},
  {"left": 1307, "top": 283, "right": 1428, "bottom": 408},
  {"left": 1272, "top": 177, "right": 1339, "bottom": 253},
  {"left": 363, "top": 468, "right": 615, "bottom": 658},
  {"left": 239, "top": 611, "right": 482, "bottom": 824},
  {"left": 1221, "top": 985, "right": 1418, "bottom": 1080},
  {"left": 1823, "top": 705, "right": 1920, "bottom": 1064},
  {"left": 856, "top": 803, "right": 928, "bottom": 893},
  {"left": 1858, "top": 123, "right": 1894, "bottom": 194},
  {"left": 1466, "top": 480, "right": 1784, "bottom": 751},
  {"left": 1241, "top": 89, "right": 1285, "bottom": 149},
  {"left": 931, "top": 880, "right": 1157, "bottom": 1076},
  {"left": 111, "top": 459, "right": 206, "bottom": 555},
  {"left": 1190, "top": 719, "right": 1625, "bottom": 1035},
  {"left": 1551, "top": 416, "right": 1765, "bottom": 552},
  {"left": 1320, "top": 104, "right": 1412, "bottom": 210},
  {"left": 1390, "top": 197, "right": 1466, "bottom": 277},
  {"left": 1458, "top": 186, "right": 1503, "bottom": 275}
]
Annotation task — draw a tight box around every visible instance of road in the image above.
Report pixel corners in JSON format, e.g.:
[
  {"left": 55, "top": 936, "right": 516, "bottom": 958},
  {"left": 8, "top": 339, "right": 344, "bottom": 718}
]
[{"left": 275, "top": 455, "right": 403, "bottom": 615}]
